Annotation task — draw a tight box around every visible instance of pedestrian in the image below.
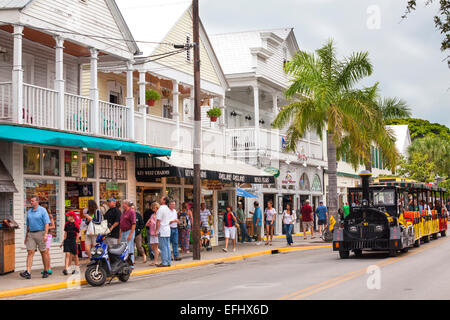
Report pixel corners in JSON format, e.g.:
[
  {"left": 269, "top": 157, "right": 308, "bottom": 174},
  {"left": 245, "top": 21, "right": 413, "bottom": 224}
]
[
  {"left": 264, "top": 201, "right": 276, "bottom": 245},
  {"left": 249, "top": 201, "right": 262, "bottom": 245},
  {"left": 315, "top": 200, "right": 329, "bottom": 235},
  {"left": 83, "top": 199, "right": 101, "bottom": 259},
  {"left": 200, "top": 202, "right": 213, "bottom": 249},
  {"left": 343, "top": 203, "right": 350, "bottom": 218},
  {"left": 104, "top": 198, "right": 121, "bottom": 247},
  {"left": 419, "top": 200, "right": 425, "bottom": 212},
  {"left": 156, "top": 196, "right": 172, "bottom": 267},
  {"left": 132, "top": 204, "right": 147, "bottom": 263},
  {"left": 168, "top": 200, "right": 181, "bottom": 261},
  {"left": 282, "top": 203, "right": 296, "bottom": 246},
  {"left": 99, "top": 200, "right": 108, "bottom": 216},
  {"left": 178, "top": 202, "right": 193, "bottom": 254},
  {"left": 236, "top": 202, "right": 251, "bottom": 243},
  {"left": 144, "top": 202, "right": 158, "bottom": 260},
  {"left": 20, "top": 196, "right": 51, "bottom": 279},
  {"left": 119, "top": 200, "right": 136, "bottom": 265},
  {"left": 145, "top": 202, "right": 160, "bottom": 266},
  {"left": 41, "top": 203, "right": 55, "bottom": 275},
  {"left": 433, "top": 200, "right": 442, "bottom": 215},
  {"left": 222, "top": 204, "right": 237, "bottom": 252},
  {"left": 60, "top": 211, "right": 80, "bottom": 275},
  {"left": 301, "top": 200, "right": 314, "bottom": 240}
]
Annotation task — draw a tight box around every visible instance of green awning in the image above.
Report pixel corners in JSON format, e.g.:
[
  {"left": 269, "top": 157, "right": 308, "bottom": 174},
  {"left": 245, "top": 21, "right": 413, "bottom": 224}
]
[{"left": 0, "top": 125, "right": 171, "bottom": 157}]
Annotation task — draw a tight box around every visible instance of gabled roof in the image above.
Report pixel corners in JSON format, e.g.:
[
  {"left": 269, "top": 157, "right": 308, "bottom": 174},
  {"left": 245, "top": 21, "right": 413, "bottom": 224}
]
[
  {"left": 210, "top": 28, "right": 298, "bottom": 75},
  {"left": 0, "top": 0, "right": 33, "bottom": 9}
]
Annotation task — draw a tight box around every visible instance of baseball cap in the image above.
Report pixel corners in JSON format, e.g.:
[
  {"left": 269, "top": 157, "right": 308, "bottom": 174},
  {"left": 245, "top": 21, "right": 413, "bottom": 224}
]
[
  {"left": 107, "top": 198, "right": 116, "bottom": 202},
  {"left": 65, "top": 211, "right": 76, "bottom": 217}
]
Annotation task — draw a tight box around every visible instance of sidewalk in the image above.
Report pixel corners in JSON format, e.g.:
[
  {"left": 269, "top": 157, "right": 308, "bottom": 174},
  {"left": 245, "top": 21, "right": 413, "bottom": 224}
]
[{"left": 0, "top": 232, "right": 331, "bottom": 299}]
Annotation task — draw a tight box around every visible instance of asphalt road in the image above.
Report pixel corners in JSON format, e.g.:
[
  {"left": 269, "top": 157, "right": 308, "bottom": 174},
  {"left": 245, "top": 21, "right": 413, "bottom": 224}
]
[{"left": 16, "top": 234, "right": 450, "bottom": 300}]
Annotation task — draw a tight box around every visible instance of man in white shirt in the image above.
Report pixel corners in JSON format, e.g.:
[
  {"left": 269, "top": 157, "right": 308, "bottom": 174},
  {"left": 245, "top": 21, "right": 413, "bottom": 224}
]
[
  {"left": 200, "top": 202, "right": 213, "bottom": 228},
  {"left": 156, "top": 196, "right": 172, "bottom": 267},
  {"left": 169, "top": 200, "right": 181, "bottom": 261}
]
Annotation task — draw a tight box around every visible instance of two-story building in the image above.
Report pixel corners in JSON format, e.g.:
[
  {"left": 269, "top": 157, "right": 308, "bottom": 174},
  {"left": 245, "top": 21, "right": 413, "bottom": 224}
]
[
  {"left": 210, "top": 29, "right": 327, "bottom": 235},
  {"left": 0, "top": 0, "right": 172, "bottom": 271}
]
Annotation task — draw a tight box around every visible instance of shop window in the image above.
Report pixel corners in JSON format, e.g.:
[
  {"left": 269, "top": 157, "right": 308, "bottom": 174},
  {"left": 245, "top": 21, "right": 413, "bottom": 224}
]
[
  {"left": 64, "top": 151, "right": 80, "bottom": 177},
  {"left": 24, "top": 179, "right": 60, "bottom": 242},
  {"left": 184, "top": 177, "right": 193, "bottom": 185},
  {"left": 23, "top": 146, "right": 41, "bottom": 175},
  {"left": 114, "top": 156, "right": 127, "bottom": 180},
  {"left": 43, "top": 149, "right": 60, "bottom": 176},
  {"left": 81, "top": 153, "right": 95, "bottom": 178},
  {"left": 65, "top": 181, "right": 94, "bottom": 212},
  {"left": 100, "top": 182, "right": 126, "bottom": 203},
  {"left": 166, "top": 187, "right": 181, "bottom": 205},
  {"left": 311, "top": 174, "right": 322, "bottom": 192},
  {"left": 299, "top": 173, "right": 310, "bottom": 191},
  {"left": 167, "top": 177, "right": 181, "bottom": 185},
  {"left": 100, "top": 155, "right": 113, "bottom": 179}
]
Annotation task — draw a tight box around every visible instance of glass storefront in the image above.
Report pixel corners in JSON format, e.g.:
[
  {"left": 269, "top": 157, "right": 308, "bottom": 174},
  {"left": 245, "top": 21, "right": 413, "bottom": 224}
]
[{"left": 100, "top": 182, "right": 126, "bottom": 203}]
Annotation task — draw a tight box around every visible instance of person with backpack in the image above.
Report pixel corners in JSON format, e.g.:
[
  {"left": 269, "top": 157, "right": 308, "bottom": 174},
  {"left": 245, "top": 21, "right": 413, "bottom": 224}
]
[
  {"left": 132, "top": 204, "right": 147, "bottom": 263},
  {"left": 178, "top": 202, "right": 193, "bottom": 254}
]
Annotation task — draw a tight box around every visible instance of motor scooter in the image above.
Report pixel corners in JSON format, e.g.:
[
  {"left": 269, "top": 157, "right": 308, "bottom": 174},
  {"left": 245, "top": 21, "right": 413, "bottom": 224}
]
[{"left": 85, "top": 233, "right": 134, "bottom": 286}]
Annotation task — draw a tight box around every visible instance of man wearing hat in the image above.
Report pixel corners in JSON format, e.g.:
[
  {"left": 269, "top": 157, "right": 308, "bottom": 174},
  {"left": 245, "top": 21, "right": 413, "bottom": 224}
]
[{"left": 104, "top": 198, "right": 121, "bottom": 247}]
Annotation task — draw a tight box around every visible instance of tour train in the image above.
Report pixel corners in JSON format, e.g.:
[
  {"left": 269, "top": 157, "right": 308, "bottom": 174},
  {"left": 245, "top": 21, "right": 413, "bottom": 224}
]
[{"left": 332, "top": 172, "right": 448, "bottom": 258}]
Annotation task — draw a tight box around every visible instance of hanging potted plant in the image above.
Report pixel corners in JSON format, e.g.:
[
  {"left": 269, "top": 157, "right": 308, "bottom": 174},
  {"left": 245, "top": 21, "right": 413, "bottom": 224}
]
[
  {"left": 145, "top": 89, "right": 161, "bottom": 106},
  {"left": 206, "top": 107, "right": 222, "bottom": 122}
]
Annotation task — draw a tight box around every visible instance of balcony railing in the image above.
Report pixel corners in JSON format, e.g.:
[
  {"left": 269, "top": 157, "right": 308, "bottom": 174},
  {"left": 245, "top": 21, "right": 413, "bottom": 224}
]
[
  {"left": 0, "top": 82, "right": 12, "bottom": 121},
  {"left": 99, "top": 100, "right": 129, "bottom": 140},
  {"left": 23, "top": 83, "right": 58, "bottom": 128},
  {"left": 65, "top": 92, "right": 92, "bottom": 134}
]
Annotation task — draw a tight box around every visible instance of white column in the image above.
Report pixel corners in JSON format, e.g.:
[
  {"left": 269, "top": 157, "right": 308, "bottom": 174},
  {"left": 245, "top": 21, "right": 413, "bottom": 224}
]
[
  {"left": 138, "top": 71, "right": 147, "bottom": 144},
  {"left": 253, "top": 86, "right": 260, "bottom": 151},
  {"left": 89, "top": 47, "right": 99, "bottom": 134},
  {"left": 272, "top": 93, "right": 279, "bottom": 161},
  {"left": 54, "top": 36, "right": 65, "bottom": 130},
  {"left": 219, "top": 95, "right": 225, "bottom": 128},
  {"left": 12, "top": 25, "right": 24, "bottom": 124},
  {"left": 126, "top": 61, "right": 135, "bottom": 140},
  {"left": 172, "top": 79, "right": 180, "bottom": 149}
]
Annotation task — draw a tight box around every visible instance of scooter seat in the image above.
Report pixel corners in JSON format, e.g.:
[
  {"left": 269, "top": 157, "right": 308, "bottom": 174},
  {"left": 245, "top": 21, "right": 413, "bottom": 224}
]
[{"left": 109, "top": 242, "right": 127, "bottom": 255}]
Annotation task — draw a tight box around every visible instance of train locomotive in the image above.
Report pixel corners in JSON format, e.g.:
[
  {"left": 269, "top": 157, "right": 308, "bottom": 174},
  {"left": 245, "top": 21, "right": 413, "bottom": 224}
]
[{"left": 332, "top": 171, "right": 447, "bottom": 259}]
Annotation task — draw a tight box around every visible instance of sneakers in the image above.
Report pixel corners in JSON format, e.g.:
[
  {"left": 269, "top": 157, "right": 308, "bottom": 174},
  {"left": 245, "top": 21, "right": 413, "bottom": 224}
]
[
  {"left": 41, "top": 269, "right": 53, "bottom": 275},
  {"left": 42, "top": 271, "right": 49, "bottom": 278},
  {"left": 233, "top": 248, "right": 236, "bottom": 252},
  {"left": 255, "top": 241, "right": 261, "bottom": 246},
  {"left": 222, "top": 248, "right": 228, "bottom": 252},
  {"left": 63, "top": 269, "right": 68, "bottom": 275},
  {"left": 174, "top": 257, "right": 182, "bottom": 261},
  {"left": 20, "top": 271, "right": 31, "bottom": 279}
]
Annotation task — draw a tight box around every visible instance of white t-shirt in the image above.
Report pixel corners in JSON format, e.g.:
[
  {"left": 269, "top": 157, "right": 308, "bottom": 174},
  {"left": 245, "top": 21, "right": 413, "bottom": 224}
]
[
  {"left": 169, "top": 209, "right": 178, "bottom": 228},
  {"left": 265, "top": 208, "right": 277, "bottom": 221},
  {"left": 282, "top": 210, "right": 296, "bottom": 224},
  {"left": 156, "top": 205, "right": 172, "bottom": 237},
  {"left": 200, "top": 209, "right": 211, "bottom": 228}
]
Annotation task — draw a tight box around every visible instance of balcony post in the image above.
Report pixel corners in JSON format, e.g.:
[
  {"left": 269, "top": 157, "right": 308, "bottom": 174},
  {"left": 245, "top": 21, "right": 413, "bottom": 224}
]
[
  {"left": 12, "top": 25, "right": 24, "bottom": 124},
  {"left": 272, "top": 93, "right": 280, "bottom": 157},
  {"left": 219, "top": 95, "right": 225, "bottom": 128},
  {"left": 253, "top": 85, "right": 260, "bottom": 152},
  {"left": 138, "top": 71, "right": 147, "bottom": 144},
  {"left": 54, "top": 36, "right": 65, "bottom": 130},
  {"left": 172, "top": 79, "right": 180, "bottom": 149},
  {"left": 126, "top": 61, "right": 135, "bottom": 140},
  {"left": 89, "top": 47, "right": 99, "bottom": 134}
]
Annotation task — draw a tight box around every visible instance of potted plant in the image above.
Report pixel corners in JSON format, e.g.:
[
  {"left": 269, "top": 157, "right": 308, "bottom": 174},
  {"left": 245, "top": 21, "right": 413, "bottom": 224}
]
[
  {"left": 206, "top": 107, "right": 222, "bottom": 122},
  {"left": 145, "top": 89, "right": 161, "bottom": 106}
]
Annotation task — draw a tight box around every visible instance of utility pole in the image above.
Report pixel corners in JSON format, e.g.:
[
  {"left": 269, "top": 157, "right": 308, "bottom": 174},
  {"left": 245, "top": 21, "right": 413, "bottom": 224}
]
[{"left": 192, "top": 0, "right": 201, "bottom": 260}]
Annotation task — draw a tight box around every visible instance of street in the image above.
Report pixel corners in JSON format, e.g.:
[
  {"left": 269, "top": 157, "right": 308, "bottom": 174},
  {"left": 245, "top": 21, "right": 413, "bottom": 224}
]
[{"left": 15, "top": 234, "right": 450, "bottom": 300}]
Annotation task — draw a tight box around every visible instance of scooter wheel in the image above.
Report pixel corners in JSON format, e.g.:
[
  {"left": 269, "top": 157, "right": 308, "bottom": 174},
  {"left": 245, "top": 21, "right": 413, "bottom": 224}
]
[
  {"left": 85, "top": 265, "right": 107, "bottom": 287},
  {"left": 118, "top": 273, "right": 130, "bottom": 282}
]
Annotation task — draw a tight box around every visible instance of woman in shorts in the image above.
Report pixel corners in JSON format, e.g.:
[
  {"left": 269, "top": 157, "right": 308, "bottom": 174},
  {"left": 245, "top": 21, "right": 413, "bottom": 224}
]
[
  {"left": 146, "top": 202, "right": 161, "bottom": 266},
  {"left": 222, "top": 205, "right": 237, "bottom": 253},
  {"left": 264, "top": 201, "right": 276, "bottom": 246}
]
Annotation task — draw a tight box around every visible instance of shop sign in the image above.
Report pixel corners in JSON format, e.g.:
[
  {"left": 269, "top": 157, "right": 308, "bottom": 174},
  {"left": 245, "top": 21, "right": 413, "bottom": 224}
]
[
  {"left": 79, "top": 196, "right": 94, "bottom": 209},
  {"left": 206, "top": 182, "right": 224, "bottom": 190},
  {"left": 106, "top": 182, "right": 119, "bottom": 191},
  {"left": 281, "top": 170, "right": 296, "bottom": 184}
]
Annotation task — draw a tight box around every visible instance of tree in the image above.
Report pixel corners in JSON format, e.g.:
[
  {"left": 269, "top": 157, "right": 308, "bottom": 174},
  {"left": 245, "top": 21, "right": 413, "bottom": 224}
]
[
  {"left": 385, "top": 118, "right": 450, "bottom": 141},
  {"left": 407, "top": 136, "right": 450, "bottom": 176},
  {"left": 272, "top": 39, "right": 378, "bottom": 223},
  {"left": 402, "top": 0, "right": 450, "bottom": 67},
  {"left": 397, "top": 152, "right": 437, "bottom": 182}
]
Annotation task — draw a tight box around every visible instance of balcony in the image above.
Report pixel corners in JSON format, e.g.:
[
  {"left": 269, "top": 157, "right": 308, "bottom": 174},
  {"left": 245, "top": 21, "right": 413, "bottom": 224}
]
[{"left": 0, "top": 82, "right": 131, "bottom": 140}]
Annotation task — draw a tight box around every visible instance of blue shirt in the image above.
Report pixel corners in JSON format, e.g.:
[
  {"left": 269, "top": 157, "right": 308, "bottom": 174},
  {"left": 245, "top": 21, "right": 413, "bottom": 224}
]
[
  {"left": 253, "top": 207, "right": 262, "bottom": 226},
  {"left": 26, "top": 205, "right": 50, "bottom": 232},
  {"left": 315, "top": 205, "right": 328, "bottom": 221}
]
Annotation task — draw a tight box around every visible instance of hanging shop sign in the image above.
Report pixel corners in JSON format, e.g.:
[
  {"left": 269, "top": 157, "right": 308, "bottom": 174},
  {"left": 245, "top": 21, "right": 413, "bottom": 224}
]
[
  {"left": 264, "top": 167, "right": 280, "bottom": 178},
  {"left": 281, "top": 170, "right": 296, "bottom": 185}
]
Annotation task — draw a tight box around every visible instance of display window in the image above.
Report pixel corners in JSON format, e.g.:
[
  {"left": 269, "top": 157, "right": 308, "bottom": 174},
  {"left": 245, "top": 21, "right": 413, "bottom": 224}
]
[
  {"left": 166, "top": 187, "right": 181, "bottom": 206},
  {"left": 100, "top": 182, "right": 126, "bottom": 203},
  {"left": 24, "top": 179, "right": 60, "bottom": 242},
  {"left": 43, "top": 149, "right": 60, "bottom": 176},
  {"left": 23, "top": 146, "right": 41, "bottom": 175},
  {"left": 100, "top": 155, "right": 113, "bottom": 179},
  {"left": 81, "top": 153, "right": 95, "bottom": 178},
  {"left": 64, "top": 151, "right": 80, "bottom": 177},
  {"left": 114, "top": 156, "right": 127, "bottom": 180},
  {"left": 65, "top": 182, "right": 94, "bottom": 212}
]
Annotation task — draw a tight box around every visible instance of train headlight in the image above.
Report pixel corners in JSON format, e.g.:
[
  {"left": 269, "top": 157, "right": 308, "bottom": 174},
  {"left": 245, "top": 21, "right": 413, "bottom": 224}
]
[
  {"left": 349, "top": 226, "right": 358, "bottom": 232},
  {"left": 375, "top": 225, "right": 384, "bottom": 232}
]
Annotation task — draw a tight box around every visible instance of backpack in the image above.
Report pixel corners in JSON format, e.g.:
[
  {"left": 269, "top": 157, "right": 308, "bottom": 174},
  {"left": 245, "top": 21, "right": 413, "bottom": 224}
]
[{"left": 179, "top": 213, "right": 189, "bottom": 230}]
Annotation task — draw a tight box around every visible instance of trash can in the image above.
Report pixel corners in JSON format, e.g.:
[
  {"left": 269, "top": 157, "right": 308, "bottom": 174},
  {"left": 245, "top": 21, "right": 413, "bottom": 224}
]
[{"left": 0, "top": 228, "right": 15, "bottom": 274}]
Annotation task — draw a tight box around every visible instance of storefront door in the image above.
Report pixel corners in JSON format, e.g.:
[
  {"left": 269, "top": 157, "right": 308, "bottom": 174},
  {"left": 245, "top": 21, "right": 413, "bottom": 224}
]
[
  {"left": 217, "top": 191, "right": 229, "bottom": 240},
  {"left": 137, "top": 187, "right": 162, "bottom": 215}
]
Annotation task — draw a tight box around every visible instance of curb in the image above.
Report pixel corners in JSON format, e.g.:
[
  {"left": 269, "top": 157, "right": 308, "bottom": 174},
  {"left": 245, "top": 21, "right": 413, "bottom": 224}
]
[{"left": 0, "top": 243, "right": 331, "bottom": 299}]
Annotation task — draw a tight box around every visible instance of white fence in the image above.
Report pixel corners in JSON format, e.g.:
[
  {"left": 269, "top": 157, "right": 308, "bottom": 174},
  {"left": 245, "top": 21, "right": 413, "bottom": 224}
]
[
  {"left": 23, "top": 83, "right": 58, "bottom": 128},
  {"left": 65, "top": 93, "right": 92, "bottom": 134},
  {"left": 99, "top": 100, "right": 129, "bottom": 140}
]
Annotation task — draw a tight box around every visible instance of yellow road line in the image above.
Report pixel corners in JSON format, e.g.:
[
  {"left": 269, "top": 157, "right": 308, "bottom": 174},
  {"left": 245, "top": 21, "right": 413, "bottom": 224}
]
[
  {"left": 281, "top": 236, "right": 450, "bottom": 300},
  {"left": 0, "top": 244, "right": 330, "bottom": 299}
]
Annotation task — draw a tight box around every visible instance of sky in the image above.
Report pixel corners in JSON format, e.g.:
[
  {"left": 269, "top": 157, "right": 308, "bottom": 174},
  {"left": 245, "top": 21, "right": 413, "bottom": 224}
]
[{"left": 197, "top": 0, "right": 449, "bottom": 128}]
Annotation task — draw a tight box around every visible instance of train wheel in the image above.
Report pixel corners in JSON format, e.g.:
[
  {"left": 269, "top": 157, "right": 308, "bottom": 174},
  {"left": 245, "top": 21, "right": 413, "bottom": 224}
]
[
  {"left": 432, "top": 233, "right": 438, "bottom": 240},
  {"left": 401, "top": 247, "right": 409, "bottom": 253},
  {"left": 441, "top": 230, "right": 447, "bottom": 237},
  {"left": 339, "top": 250, "right": 350, "bottom": 259},
  {"left": 353, "top": 249, "right": 363, "bottom": 257},
  {"left": 388, "top": 249, "right": 398, "bottom": 257},
  {"left": 423, "top": 235, "right": 430, "bottom": 243},
  {"left": 414, "top": 239, "right": 420, "bottom": 247}
]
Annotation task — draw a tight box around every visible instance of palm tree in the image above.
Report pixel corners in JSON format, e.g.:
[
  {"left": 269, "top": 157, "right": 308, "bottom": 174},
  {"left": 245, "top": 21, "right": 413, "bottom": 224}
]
[{"left": 272, "top": 39, "right": 380, "bottom": 223}]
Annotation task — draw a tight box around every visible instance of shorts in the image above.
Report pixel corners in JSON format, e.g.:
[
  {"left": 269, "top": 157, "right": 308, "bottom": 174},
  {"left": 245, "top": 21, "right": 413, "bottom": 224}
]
[
  {"left": 255, "top": 225, "right": 262, "bottom": 236},
  {"left": 303, "top": 221, "right": 314, "bottom": 230},
  {"left": 26, "top": 231, "right": 46, "bottom": 252},
  {"left": 63, "top": 239, "right": 78, "bottom": 255},
  {"left": 318, "top": 219, "right": 327, "bottom": 225},
  {"left": 265, "top": 220, "right": 274, "bottom": 226},
  {"left": 224, "top": 226, "right": 236, "bottom": 239},
  {"left": 45, "top": 234, "right": 52, "bottom": 249},
  {"left": 149, "top": 235, "right": 159, "bottom": 244},
  {"left": 85, "top": 234, "right": 97, "bottom": 246}
]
